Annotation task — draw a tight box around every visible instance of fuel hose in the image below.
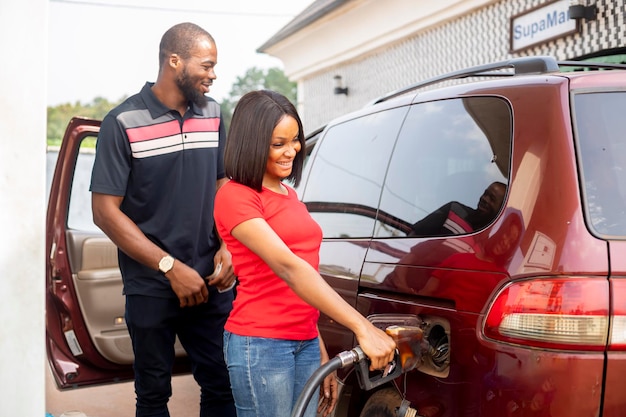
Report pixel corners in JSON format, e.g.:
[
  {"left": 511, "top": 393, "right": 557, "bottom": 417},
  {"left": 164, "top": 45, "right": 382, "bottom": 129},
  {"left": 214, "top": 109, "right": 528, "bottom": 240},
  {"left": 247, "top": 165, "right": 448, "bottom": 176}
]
[{"left": 290, "top": 348, "right": 365, "bottom": 417}]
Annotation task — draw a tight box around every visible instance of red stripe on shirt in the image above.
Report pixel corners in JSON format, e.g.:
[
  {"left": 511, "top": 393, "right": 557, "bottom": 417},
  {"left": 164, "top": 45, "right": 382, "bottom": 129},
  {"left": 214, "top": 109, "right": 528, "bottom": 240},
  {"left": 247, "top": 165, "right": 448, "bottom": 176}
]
[
  {"left": 446, "top": 211, "right": 473, "bottom": 233},
  {"left": 127, "top": 118, "right": 220, "bottom": 143},
  {"left": 183, "top": 117, "right": 220, "bottom": 133},
  {"left": 127, "top": 120, "right": 181, "bottom": 143}
]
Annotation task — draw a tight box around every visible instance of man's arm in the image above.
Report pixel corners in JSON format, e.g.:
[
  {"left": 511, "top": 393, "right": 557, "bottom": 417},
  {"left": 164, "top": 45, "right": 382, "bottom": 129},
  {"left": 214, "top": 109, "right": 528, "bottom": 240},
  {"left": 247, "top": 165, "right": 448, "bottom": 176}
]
[
  {"left": 92, "top": 192, "right": 209, "bottom": 307},
  {"left": 216, "top": 177, "right": 228, "bottom": 190},
  {"left": 408, "top": 203, "right": 452, "bottom": 237}
]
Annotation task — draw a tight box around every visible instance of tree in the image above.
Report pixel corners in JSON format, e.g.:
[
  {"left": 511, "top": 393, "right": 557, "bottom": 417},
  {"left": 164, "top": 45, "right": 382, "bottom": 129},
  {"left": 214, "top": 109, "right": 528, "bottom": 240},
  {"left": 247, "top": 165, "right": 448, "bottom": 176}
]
[
  {"left": 47, "top": 96, "right": 124, "bottom": 147},
  {"left": 220, "top": 66, "right": 297, "bottom": 131}
]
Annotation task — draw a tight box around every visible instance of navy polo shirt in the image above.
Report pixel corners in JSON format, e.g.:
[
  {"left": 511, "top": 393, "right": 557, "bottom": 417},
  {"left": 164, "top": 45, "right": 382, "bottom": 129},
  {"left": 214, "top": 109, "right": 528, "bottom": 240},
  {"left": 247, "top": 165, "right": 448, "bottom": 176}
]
[{"left": 90, "top": 82, "right": 225, "bottom": 298}]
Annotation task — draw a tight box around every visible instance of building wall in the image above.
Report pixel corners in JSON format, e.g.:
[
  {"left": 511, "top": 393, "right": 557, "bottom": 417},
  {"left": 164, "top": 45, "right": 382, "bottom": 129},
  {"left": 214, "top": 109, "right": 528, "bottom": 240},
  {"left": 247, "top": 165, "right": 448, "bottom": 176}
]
[
  {"left": 0, "top": 0, "right": 48, "bottom": 416},
  {"left": 299, "top": 0, "right": 625, "bottom": 133}
]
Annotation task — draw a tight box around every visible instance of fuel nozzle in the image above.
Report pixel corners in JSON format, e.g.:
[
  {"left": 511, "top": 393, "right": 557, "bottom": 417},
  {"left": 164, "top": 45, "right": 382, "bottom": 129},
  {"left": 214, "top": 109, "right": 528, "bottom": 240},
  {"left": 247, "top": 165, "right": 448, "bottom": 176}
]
[
  {"left": 353, "top": 324, "right": 432, "bottom": 391},
  {"left": 385, "top": 325, "right": 429, "bottom": 373}
]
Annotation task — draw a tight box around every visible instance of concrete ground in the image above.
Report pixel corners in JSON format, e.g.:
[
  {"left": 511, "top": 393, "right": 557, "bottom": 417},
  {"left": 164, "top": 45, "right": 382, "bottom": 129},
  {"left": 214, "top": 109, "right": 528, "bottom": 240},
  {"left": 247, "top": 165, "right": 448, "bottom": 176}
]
[{"left": 45, "top": 365, "right": 200, "bottom": 417}]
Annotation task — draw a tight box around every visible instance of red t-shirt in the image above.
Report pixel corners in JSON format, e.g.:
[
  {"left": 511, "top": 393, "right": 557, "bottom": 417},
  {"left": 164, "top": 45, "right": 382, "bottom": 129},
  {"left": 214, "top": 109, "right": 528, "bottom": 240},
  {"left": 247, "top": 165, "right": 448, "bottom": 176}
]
[{"left": 214, "top": 180, "right": 322, "bottom": 340}]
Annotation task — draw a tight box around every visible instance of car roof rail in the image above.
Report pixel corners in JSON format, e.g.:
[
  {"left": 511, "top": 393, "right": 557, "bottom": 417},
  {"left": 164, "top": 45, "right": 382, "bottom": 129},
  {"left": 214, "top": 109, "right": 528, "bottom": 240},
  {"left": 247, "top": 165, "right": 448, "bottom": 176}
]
[
  {"left": 556, "top": 60, "right": 626, "bottom": 71},
  {"left": 370, "top": 55, "right": 561, "bottom": 105}
]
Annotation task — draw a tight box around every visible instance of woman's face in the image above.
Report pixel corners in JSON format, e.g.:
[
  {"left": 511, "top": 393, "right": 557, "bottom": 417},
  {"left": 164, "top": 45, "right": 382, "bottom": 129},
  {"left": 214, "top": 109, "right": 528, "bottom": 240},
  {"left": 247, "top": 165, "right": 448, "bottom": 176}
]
[{"left": 264, "top": 115, "right": 301, "bottom": 183}]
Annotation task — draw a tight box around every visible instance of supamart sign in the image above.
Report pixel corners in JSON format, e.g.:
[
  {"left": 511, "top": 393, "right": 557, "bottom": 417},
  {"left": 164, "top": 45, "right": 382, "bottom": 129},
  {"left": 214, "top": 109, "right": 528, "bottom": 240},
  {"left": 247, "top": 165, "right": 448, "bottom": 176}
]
[{"left": 510, "top": 0, "right": 578, "bottom": 52}]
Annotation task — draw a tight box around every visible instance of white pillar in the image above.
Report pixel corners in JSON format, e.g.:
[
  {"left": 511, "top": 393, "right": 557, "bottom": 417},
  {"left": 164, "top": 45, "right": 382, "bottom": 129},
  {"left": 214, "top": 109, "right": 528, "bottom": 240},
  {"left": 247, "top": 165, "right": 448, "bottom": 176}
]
[{"left": 0, "top": 0, "right": 48, "bottom": 415}]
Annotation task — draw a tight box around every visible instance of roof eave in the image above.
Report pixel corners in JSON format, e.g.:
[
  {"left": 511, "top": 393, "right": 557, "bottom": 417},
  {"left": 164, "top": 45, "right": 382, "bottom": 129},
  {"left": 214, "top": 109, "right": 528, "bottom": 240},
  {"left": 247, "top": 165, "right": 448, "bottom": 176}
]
[{"left": 257, "top": 0, "right": 350, "bottom": 53}]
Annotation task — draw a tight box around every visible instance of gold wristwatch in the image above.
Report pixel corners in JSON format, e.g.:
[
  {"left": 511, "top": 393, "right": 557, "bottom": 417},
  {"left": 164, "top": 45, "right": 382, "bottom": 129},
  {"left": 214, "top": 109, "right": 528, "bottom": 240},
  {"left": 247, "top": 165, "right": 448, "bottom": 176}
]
[{"left": 158, "top": 255, "right": 175, "bottom": 274}]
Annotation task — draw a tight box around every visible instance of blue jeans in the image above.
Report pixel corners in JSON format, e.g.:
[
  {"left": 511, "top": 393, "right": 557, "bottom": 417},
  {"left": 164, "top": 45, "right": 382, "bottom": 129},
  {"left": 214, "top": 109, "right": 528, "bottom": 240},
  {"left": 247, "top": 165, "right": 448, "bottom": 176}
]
[{"left": 223, "top": 331, "right": 320, "bottom": 417}]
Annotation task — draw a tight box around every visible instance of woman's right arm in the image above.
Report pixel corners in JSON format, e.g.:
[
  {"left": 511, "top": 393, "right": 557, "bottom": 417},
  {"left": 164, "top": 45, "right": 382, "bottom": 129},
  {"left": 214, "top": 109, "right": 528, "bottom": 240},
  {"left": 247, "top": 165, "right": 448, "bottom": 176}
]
[{"left": 231, "top": 218, "right": 396, "bottom": 370}]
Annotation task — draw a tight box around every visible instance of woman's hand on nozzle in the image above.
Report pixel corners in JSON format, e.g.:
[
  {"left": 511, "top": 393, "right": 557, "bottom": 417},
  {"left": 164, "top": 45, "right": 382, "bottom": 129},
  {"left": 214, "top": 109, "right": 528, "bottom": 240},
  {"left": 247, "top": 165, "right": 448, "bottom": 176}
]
[{"left": 357, "top": 324, "right": 397, "bottom": 371}]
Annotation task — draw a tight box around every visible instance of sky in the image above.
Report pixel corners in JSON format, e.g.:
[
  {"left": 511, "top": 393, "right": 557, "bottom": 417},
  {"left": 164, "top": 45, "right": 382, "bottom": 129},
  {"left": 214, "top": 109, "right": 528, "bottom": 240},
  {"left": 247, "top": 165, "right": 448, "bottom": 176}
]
[{"left": 47, "top": 0, "right": 312, "bottom": 106}]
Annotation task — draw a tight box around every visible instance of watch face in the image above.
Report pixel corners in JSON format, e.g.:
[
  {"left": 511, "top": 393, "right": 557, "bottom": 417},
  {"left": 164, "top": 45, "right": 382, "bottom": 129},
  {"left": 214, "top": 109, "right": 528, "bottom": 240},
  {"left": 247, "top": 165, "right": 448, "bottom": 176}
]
[{"left": 159, "top": 256, "right": 174, "bottom": 273}]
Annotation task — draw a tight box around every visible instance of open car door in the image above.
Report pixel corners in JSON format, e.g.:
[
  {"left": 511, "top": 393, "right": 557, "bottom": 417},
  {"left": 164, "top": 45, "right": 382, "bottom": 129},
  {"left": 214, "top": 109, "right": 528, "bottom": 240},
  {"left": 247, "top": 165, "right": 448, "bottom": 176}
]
[{"left": 46, "top": 117, "right": 189, "bottom": 389}]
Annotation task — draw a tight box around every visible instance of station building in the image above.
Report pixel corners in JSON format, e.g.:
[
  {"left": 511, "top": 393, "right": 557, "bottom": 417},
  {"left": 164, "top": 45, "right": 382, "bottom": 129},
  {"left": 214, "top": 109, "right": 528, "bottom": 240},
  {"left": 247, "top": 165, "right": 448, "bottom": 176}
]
[{"left": 259, "top": 0, "right": 626, "bottom": 133}]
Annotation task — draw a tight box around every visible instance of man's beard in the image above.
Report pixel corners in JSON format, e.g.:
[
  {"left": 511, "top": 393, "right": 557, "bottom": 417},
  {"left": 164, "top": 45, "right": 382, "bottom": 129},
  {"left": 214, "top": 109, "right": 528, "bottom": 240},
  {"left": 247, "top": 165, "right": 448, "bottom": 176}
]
[{"left": 176, "top": 67, "right": 208, "bottom": 108}]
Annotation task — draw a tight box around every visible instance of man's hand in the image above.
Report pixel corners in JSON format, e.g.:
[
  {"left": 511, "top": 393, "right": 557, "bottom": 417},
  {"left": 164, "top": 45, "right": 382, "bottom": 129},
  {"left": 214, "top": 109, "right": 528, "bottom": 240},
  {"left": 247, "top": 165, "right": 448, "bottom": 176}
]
[
  {"left": 166, "top": 261, "right": 209, "bottom": 307},
  {"left": 207, "top": 245, "right": 236, "bottom": 292}
]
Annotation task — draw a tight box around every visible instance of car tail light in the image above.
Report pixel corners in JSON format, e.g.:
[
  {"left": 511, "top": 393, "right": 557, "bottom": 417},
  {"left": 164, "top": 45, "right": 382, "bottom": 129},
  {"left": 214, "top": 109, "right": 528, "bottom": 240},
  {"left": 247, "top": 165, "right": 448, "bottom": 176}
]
[
  {"left": 609, "top": 279, "right": 626, "bottom": 349},
  {"left": 483, "top": 278, "right": 609, "bottom": 351}
]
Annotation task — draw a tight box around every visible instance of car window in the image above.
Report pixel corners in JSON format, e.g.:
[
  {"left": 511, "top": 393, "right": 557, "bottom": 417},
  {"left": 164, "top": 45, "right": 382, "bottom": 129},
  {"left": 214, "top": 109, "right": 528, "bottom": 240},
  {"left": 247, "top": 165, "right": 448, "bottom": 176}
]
[
  {"left": 376, "top": 97, "right": 511, "bottom": 238},
  {"left": 68, "top": 136, "right": 99, "bottom": 232},
  {"left": 300, "top": 108, "right": 408, "bottom": 238},
  {"left": 46, "top": 150, "right": 58, "bottom": 204},
  {"left": 575, "top": 91, "right": 626, "bottom": 237}
]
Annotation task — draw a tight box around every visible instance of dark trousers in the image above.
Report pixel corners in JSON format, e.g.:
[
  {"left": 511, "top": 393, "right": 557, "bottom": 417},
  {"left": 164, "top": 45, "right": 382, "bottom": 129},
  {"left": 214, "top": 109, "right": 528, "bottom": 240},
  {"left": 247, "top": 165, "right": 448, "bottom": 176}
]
[{"left": 125, "top": 290, "right": 236, "bottom": 417}]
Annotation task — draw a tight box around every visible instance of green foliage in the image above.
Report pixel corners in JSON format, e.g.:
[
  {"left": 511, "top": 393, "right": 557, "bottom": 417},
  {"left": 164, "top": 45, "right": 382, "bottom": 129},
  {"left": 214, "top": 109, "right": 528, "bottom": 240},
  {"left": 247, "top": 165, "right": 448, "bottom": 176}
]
[
  {"left": 46, "top": 96, "right": 125, "bottom": 147},
  {"left": 220, "top": 66, "right": 297, "bottom": 132}
]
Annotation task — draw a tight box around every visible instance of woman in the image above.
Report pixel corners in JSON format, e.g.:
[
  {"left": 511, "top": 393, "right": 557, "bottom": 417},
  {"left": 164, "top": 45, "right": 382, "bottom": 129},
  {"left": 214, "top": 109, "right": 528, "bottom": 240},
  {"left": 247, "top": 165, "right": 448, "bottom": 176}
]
[{"left": 214, "top": 90, "right": 396, "bottom": 417}]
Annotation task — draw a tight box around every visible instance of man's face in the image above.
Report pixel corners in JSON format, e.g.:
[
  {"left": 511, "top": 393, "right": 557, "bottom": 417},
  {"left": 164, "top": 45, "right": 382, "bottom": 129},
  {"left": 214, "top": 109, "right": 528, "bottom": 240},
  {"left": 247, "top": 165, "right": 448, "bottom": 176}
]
[
  {"left": 477, "top": 182, "right": 506, "bottom": 217},
  {"left": 176, "top": 38, "right": 217, "bottom": 107}
]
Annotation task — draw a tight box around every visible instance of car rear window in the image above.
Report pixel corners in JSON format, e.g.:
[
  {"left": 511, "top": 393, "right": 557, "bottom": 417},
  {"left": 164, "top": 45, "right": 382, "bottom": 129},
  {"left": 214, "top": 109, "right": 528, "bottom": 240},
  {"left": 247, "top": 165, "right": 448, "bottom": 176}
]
[
  {"left": 376, "top": 96, "right": 511, "bottom": 238},
  {"left": 575, "top": 91, "right": 626, "bottom": 237}
]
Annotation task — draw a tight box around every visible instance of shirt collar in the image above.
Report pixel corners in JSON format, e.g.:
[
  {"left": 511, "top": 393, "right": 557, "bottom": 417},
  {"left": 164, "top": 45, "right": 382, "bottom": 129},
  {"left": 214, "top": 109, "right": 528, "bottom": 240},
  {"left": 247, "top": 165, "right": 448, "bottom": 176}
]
[{"left": 140, "top": 82, "right": 171, "bottom": 119}]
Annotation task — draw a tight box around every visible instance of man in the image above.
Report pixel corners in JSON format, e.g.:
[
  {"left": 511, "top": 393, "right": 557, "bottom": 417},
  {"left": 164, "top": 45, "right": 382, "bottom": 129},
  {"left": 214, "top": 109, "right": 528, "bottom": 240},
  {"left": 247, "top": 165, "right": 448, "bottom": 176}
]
[
  {"left": 409, "top": 181, "right": 506, "bottom": 237},
  {"left": 90, "top": 22, "right": 236, "bottom": 417}
]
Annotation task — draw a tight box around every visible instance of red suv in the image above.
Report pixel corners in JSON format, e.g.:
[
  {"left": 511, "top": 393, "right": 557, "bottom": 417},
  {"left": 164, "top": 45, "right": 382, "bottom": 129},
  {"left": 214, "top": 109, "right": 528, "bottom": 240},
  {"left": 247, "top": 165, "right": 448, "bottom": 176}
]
[{"left": 47, "top": 56, "right": 626, "bottom": 417}]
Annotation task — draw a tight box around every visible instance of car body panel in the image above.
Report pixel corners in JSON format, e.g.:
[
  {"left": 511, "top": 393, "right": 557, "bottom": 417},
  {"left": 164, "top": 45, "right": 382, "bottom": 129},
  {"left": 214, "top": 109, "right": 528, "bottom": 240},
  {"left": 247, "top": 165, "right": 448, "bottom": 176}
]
[
  {"left": 358, "top": 293, "right": 606, "bottom": 417},
  {"left": 316, "top": 241, "right": 363, "bottom": 379}
]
